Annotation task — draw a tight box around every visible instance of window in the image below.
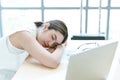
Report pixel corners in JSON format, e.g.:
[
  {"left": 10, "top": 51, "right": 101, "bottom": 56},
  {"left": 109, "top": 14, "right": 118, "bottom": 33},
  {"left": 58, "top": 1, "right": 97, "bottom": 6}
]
[{"left": 0, "top": 0, "right": 120, "bottom": 40}]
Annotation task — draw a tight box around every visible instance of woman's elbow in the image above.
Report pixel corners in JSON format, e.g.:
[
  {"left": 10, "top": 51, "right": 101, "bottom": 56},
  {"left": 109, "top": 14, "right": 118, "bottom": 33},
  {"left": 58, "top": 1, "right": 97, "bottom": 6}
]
[
  {"left": 43, "top": 60, "right": 60, "bottom": 69},
  {"left": 48, "top": 60, "right": 60, "bottom": 69},
  {"left": 51, "top": 62, "right": 60, "bottom": 69}
]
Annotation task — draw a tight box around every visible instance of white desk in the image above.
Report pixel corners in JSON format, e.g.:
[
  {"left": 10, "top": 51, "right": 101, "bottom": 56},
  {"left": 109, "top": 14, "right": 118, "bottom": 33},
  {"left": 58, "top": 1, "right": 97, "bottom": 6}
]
[
  {"left": 12, "top": 56, "right": 68, "bottom": 80},
  {"left": 12, "top": 40, "right": 120, "bottom": 80}
]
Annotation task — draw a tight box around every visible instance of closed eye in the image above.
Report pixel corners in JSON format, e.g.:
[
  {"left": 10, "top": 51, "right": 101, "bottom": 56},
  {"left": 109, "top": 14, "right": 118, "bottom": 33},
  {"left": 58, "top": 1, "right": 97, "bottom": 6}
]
[{"left": 52, "top": 34, "right": 57, "bottom": 41}]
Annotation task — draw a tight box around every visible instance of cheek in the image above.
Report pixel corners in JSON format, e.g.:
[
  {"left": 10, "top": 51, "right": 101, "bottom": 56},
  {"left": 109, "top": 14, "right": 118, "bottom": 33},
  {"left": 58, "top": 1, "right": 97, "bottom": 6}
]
[
  {"left": 37, "top": 33, "right": 46, "bottom": 43},
  {"left": 44, "top": 33, "right": 52, "bottom": 41},
  {"left": 42, "top": 34, "right": 51, "bottom": 41}
]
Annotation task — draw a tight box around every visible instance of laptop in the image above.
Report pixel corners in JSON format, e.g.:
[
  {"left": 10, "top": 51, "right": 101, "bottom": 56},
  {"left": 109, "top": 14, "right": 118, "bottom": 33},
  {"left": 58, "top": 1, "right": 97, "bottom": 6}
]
[{"left": 66, "top": 41, "right": 118, "bottom": 80}]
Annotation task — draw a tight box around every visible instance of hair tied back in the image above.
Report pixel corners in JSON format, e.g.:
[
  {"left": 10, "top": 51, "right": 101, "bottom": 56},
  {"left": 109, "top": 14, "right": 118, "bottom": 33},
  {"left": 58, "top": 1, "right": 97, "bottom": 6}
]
[{"left": 34, "top": 22, "right": 43, "bottom": 28}]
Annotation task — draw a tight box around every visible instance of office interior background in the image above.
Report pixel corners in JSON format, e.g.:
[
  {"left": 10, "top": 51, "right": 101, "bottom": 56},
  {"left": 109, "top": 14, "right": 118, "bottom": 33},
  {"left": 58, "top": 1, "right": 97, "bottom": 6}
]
[{"left": 0, "top": 0, "right": 120, "bottom": 40}]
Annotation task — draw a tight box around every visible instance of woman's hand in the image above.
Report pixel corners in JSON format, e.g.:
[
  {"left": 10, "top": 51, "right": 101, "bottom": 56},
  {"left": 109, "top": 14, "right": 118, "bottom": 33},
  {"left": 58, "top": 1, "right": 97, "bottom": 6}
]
[
  {"left": 47, "top": 45, "right": 63, "bottom": 53},
  {"left": 47, "top": 47, "right": 56, "bottom": 53}
]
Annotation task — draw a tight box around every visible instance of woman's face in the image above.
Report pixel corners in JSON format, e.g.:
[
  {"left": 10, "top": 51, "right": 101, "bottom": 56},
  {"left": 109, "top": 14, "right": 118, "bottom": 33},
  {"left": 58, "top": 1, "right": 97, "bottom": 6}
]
[{"left": 36, "top": 23, "right": 64, "bottom": 48}]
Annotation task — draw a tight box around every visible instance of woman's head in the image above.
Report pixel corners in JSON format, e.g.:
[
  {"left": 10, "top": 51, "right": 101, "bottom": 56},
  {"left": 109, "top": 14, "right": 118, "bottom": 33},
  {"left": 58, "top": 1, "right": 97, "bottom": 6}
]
[
  {"left": 47, "top": 20, "right": 68, "bottom": 44},
  {"left": 35, "top": 20, "right": 68, "bottom": 48}
]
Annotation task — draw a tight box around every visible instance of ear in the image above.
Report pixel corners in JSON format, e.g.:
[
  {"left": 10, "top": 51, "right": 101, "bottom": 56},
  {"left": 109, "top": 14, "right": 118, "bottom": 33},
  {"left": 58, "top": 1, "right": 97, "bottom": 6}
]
[{"left": 42, "top": 22, "right": 50, "bottom": 30}]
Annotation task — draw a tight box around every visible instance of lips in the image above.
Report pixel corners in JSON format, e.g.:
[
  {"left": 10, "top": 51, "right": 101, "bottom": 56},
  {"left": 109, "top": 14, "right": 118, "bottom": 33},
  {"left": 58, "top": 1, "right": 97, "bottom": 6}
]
[
  {"left": 43, "top": 42, "right": 46, "bottom": 47},
  {"left": 43, "top": 41, "right": 48, "bottom": 47}
]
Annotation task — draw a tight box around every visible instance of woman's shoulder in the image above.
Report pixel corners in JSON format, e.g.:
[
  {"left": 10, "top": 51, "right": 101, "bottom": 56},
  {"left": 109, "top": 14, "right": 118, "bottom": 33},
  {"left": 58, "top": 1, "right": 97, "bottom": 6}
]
[
  {"left": 11, "top": 22, "right": 37, "bottom": 38},
  {"left": 9, "top": 30, "right": 37, "bottom": 50}
]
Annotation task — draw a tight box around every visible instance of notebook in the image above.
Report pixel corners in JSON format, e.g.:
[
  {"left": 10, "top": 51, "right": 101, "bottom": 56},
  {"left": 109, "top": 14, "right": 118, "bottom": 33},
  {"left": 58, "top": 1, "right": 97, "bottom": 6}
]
[{"left": 66, "top": 41, "right": 118, "bottom": 80}]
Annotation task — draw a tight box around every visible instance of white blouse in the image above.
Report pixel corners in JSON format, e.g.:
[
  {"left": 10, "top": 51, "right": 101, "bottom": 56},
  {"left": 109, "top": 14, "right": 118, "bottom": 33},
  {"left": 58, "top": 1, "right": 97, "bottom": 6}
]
[{"left": 0, "top": 22, "right": 37, "bottom": 71}]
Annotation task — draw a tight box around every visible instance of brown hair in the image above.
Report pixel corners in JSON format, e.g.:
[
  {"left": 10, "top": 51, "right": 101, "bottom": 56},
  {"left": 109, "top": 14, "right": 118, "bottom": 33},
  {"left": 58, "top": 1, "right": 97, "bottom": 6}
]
[{"left": 34, "top": 20, "right": 68, "bottom": 44}]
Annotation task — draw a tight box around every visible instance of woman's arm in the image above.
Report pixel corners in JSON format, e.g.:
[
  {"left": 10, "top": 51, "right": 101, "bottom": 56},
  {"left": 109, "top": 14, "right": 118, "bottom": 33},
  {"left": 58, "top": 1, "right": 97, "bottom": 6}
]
[{"left": 10, "top": 31, "right": 64, "bottom": 68}]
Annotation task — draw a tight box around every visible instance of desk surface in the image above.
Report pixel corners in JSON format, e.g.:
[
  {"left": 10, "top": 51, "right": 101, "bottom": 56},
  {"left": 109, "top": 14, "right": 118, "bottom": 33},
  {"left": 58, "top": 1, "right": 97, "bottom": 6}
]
[
  {"left": 12, "top": 40, "right": 120, "bottom": 80},
  {"left": 12, "top": 56, "right": 68, "bottom": 80}
]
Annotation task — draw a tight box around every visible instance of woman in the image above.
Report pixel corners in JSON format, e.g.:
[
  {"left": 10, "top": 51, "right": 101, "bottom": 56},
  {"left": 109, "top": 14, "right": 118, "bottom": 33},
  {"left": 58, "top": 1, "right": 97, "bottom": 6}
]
[{"left": 0, "top": 20, "right": 68, "bottom": 80}]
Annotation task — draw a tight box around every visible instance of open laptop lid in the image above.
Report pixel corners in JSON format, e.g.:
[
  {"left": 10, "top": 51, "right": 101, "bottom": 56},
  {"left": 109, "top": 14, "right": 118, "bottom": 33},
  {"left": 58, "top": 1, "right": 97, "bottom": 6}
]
[{"left": 66, "top": 41, "right": 118, "bottom": 80}]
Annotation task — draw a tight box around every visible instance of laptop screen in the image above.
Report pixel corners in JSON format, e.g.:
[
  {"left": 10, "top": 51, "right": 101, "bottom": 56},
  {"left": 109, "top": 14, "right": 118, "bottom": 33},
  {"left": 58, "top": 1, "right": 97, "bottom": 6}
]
[{"left": 66, "top": 41, "right": 118, "bottom": 80}]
